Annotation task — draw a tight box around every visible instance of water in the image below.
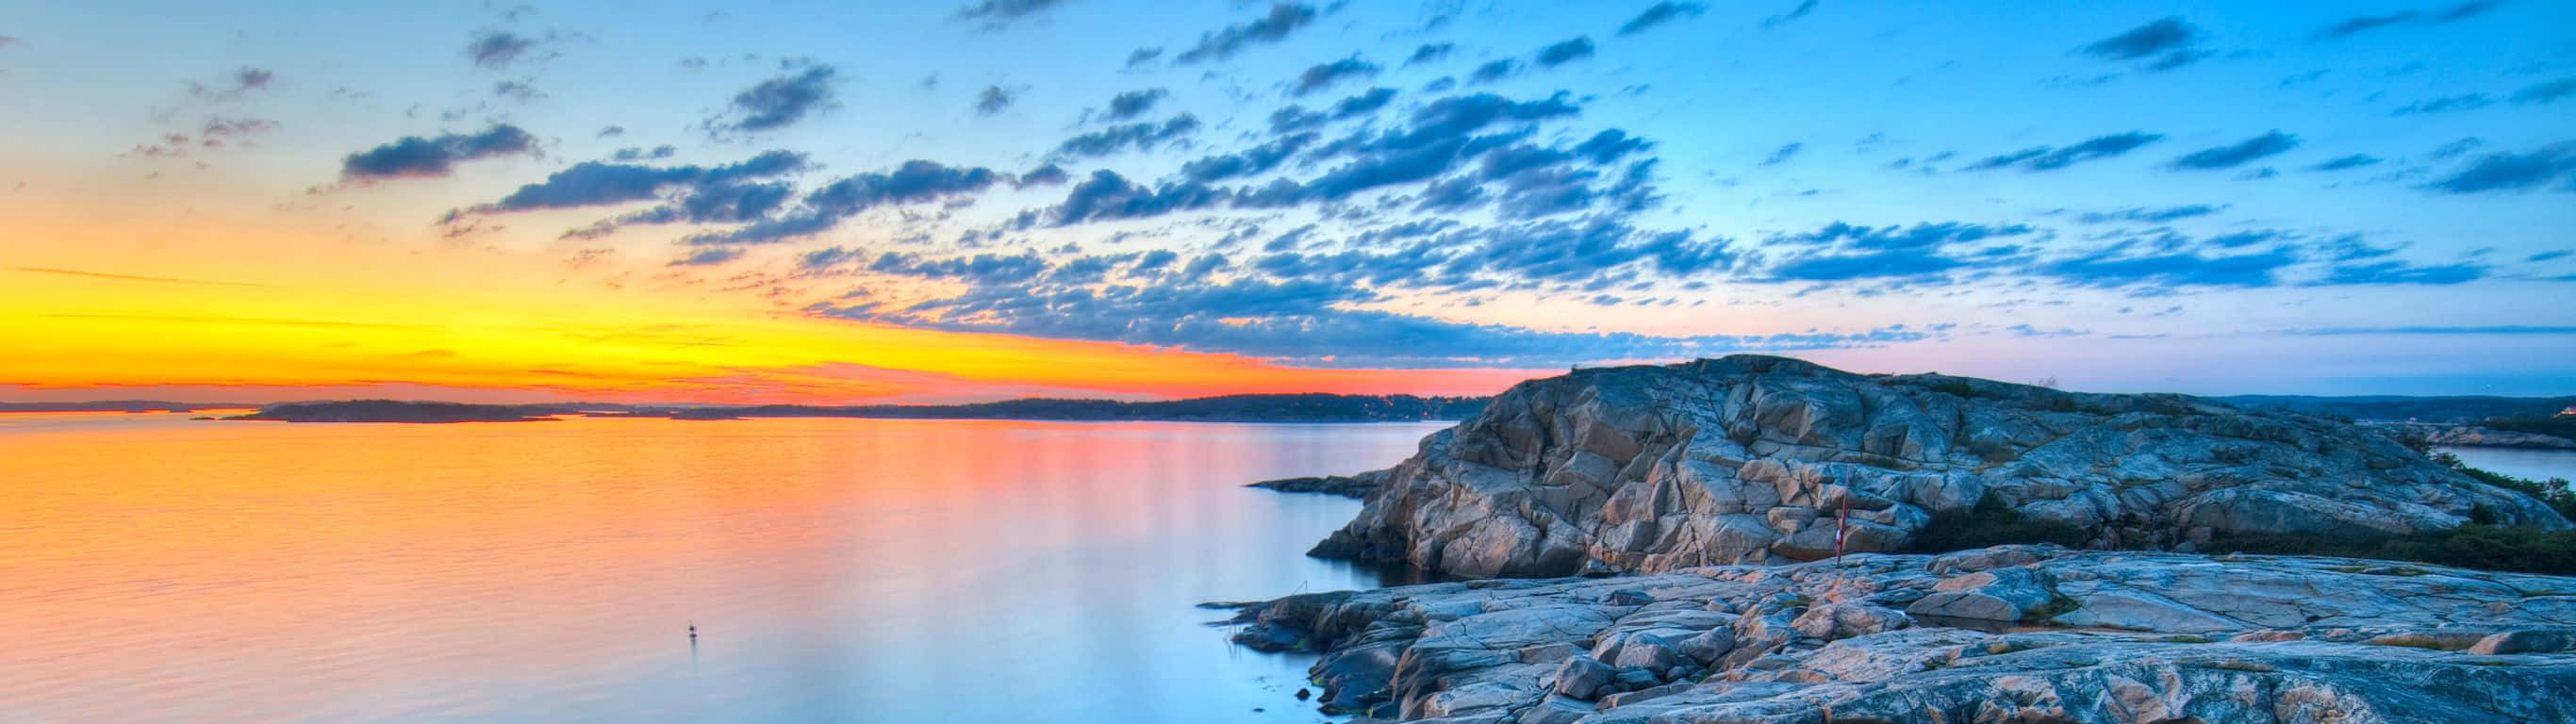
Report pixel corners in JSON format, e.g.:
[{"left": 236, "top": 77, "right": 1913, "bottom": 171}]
[
  {"left": 2440, "top": 445, "right": 2576, "bottom": 484},
  {"left": 0, "top": 412, "right": 1446, "bottom": 723}
]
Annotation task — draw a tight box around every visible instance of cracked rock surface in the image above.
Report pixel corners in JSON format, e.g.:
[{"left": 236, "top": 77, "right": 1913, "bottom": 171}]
[
  {"left": 1308, "top": 355, "right": 2568, "bottom": 579},
  {"left": 1226, "top": 546, "right": 2576, "bottom": 723}
]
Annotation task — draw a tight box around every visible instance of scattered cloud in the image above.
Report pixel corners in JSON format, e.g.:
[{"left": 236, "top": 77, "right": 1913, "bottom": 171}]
[
  {"left": 2169, "top": 130, "right": 2298, "bottom": 170},
  {"left": 339, "top": 124, "right": 537, "bottom": 180},
  {"left": 957, "top": 0, "right": 1077, "bottom": 28},
  {"left": 710, "top": 65, "right": 837, "bottom": 135},
  {"left": 1533, "top": 37, "right": 1596, "bottom": 68},
  {"left": 2422, "top": 142, "right": 2576, "bottom": 194},
  {"left": 1762, "top": 0, "right": 1820, "bottom": 28},
  {"left": 2392, "top": 93, "right": 2493, "bottom": 115},
  {"left": 2513, "top": 75, "right": 2576, "bottom": 106},
  {"left": 1967, "top": 131, "right": 2165, "bottom": 172},
  {"left": 1102, "top": 89, "right": 1166, "bottom": 121},
  {"left": 2075, "top": 204, "right": 2225, "bottom": 223},
  {"left": 1051, "top": 114, "right": 1201, "bottom": 159},
  {"left": 1406, "top": 43, "right": 1453, "bottom": 65},
  {"left": 1618, "top": 2, "right": 1707, "bottom": 35},
  {"left": 466, "top": 32, "right": 536, "bottom": 69},
  {"left": 671, "top": 247, "right": 744, "bottom": 266},
  {"left": 1294, "top": 57, "right": 1379, "bottom": 96},
  {"left": 187, "top": 67, "right": 273, "bottom": 101},
  {"left": 974, "top": 85, "right": 1014, "bottom": 115},
  {"left": 2078, "top": 18, "right": 2206, "bottom": 71},
  {"left": 1759, "top": 142, "right": 1802, "bottom": 166},
  {"left": 2316, "top": 1, "right": 2502, "bottom": 40},
  {"left": 1174, "top": 3, "right": 1315, "bottom": 64}
]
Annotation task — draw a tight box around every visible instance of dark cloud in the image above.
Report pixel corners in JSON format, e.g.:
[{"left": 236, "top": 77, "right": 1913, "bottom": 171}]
[
  {"left": 700, "top": 160, "right": 1008, "bottom": 244},
  {"left": 1469, "top": 58, "right": 1517, "bottom": 84},
  {"left": 1103, "top": 89, "right": 1166, "bottom": 121},
  {"left": 1763, "top": 0, "right": 1819, "bottom": 28},
  {"left": 2078, "top": 18, "right": 2205, "bottom": 71},
  {"left": 1179, "top": 132, "right": 1318, "bottom": 183},
  {"left": 493, "top": 80, "right": 543, "bottom": 102},
  {"left": 957, "top": 0, "right": 1077, "bottom": 28},
  {"left": 2314, "top": 260, "right": 2484, "bottom": 285},
  {"left": 1618, "top": 2, "right": 1707, "bottom": 35},
  {"left": 2317, "top": 1, "right": 2502, "bottom": 40},
  {"left": 2308, "top": 154, "right": 2383, "bottom": 172},
  {"left": 2075, "top": 204, "right": 2225, "bottom": 223},
  {"left": 2431, "top": 137, "right": 2484, "bottom": 159},
  {"left": 713, "top": 66, "right": 837, "bottom": 134},
  {"left": 1174, "top": 3, "right": 1316, "bottom": 64},
  {"left": 466, "top": 32, "right": 535, "bottom": 69},
  {"left": 1533, "top": 37, "right": 1596, "bottom": 68},
  {"left": 2528, "top": 250, "right": 2570, "bottom": 263},
  {"left": 2514, "top": 76, "right": 2576, "bottom": 106},
  {"left": 187, "top": 67, "right": 273, "bottom": 101},
  {"left": 1330, "top": 87, "right": 1397, "bottom": 118},
  {"left": 610, "top": 145, "right": 677, "bottom": 161},
  {"left": 2169, "top": 130, "right": 2298, "bottom": 170},
  {"left": 1050, "top": 114, "right": 1200, "bottom": 158},
  {"left": 1758, "top": 222, "right": 2038, "bottom": 282},
  {"left": 340, "top": 124, "right": 538, "bottom": 180},
  {"left": 1759, "top": 142, "right": 1802, "bottom": 166},
  {"left": 1016, "top": 164, "right": 1069, "bottom": 188},
  {"left": 2392, "top": 93, "right": 2494, "bottom": 115},
  {"left": 1966, "top": 131, "right": 2164, "bottom": 172},
  {"left": 974, "top": 85, "right": 1014, "bottom": 115},
  {"left": 1041, "top": 171, "right": 1227, "bottom": 225},
  {"left": 597, "top": 125, "right": 626, "bottom": 138},
  {"left": 2423, "top": 142, "right": 2576, "bottom": 194},
  {"left": 1124, "top": 47, "right": 1164, "bottom": 68},
  {"left": 1294, "top": 57, "right": 1379, "bottom": 96},
  {"left": 465, "top": 150, "right": 805, "bottom": 238},
  {"left": 2036, "top": 244, "right": 2301, "bottom": 289},
  {"left": 1406, "top": 43, "right": 1453, "bottom": 65}
]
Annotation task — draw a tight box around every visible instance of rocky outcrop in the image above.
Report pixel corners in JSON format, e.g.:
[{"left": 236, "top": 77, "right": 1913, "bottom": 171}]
[
  {"left": 1310, "top": 355, "right": 2568, "bottom": 579},
  {"left": 1247, "top": 469, "right": 1387, "bottom": 498},
  {"left": 1226, "top": 546, "right": 2576, "bottom": 723},
  {"left": 2372, "top": 421, "right": 2576, "bottom": 451}
]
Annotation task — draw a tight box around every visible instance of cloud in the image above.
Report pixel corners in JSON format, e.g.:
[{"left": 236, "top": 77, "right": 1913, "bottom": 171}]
[
  {"left": 2169, "top": 130, "right": 2298, "bottom": 170},
  {"left": 1757, "top": 222, "right": 2038, "bottom": 282},
  {"left": 2423, "top": 142, "right": 2576, "bottom": 194},
  {"left": 974, "top": 85, "right": 1014, "bottom": 115},
  {"left": 1534, "top": 37, "right": 1596, "bottom": 67},
  {"left": 1102, "top": 89, "right": 1166, "bottom": 121},
  {"left": 2308, "top": 154, "right": 2382, "bottom": 172},
  {"left": 1124, "top": 47, "right": 1164, "bottom": 68},
  {"left": 1041, "top": 170, "right": 1226, "bottom": 225},
  {"left": 2316, "top": 1, "right": 2502, "bottom": 40},
  {"left": 473, "top": 150, "right": 804, "bottom": 218},
  {"left": 598, "top": 125, "right": 626, "bottom": 138},
  {"left": 466, "top": 32, "right": 535, "bottom": 69},
  {"left": 1469, "top": 58, "right": 1517, "bottom": 84},
  {"left": 2391, "top": 93, "right": 2494, "bottom": 115},
  {"left": 2514, "top": 76, "right": 2576, "bottom": 106},
  {"left": 493, "top": 80, "right": 543, "bottom": 102},
  {"left": 1050, "top": 114, "right": 1200, "bottom": 158},
  {"left": 1406, "top": 43, "right": 1453, "bottom": 65},
  {"left": 187, "top": 67, "right": 272, "bottom": 101},
  {"left": 698, "top": 160, "right": 1008, "bottom": 244},
  {"left": 1179, "top": 131, "right": 1318, "bottom": 183},
  {"left": 711, "top": 65, "right": 837, "bottom": 134},
  {"left": 1966, "top": 131, "right": 2164, "bottom": 172},
  {"left": 1619, "top": 2, "right": 1708, "bottom": 35},
  {"left": 1174, "top": 3, "right": 1315, "bottom": 64},
  {"left": 1294, "top": 57, "right": 1379, "bottom": 96},
  {"left": 957, "top": 0, "right": 1076, "bottom": 28},
  {"left": 2074, "top": 204, "right": 2225, "bottom": 223},
  {"left": 1759, "top": 142, "right": 1802, "bottom": 166},
  {"left": 1763, "top": 0, "right": 1819, "bottom": 27},
  {"left": 671, "top": 247, "right": 744, "bottom": 266},
  {"left": 2078, "top": 18, "right": 2205, "bottom": 71},
  {"left": 2283, "top": 324, "right": 2575, "bottom": 337},
  {"left": 340, "top": 124, "right": 538, "bottom": 180}
]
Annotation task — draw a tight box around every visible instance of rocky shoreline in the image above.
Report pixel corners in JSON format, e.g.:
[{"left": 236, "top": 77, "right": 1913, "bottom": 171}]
[
  {"left": 1229, "top": 355, "right": 2576, "bottom": 721},
  {"left": 1223, "top": 545, "right": 2576, "bottom": 723}
]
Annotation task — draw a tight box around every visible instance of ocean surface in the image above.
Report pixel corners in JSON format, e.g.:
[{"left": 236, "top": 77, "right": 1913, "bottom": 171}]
[
  {"left": 2441, "top": 445, "right": 2576, "bottom": 485},
  {"left": 0, "top": 412, "right": 1448, "bottom": 723}
]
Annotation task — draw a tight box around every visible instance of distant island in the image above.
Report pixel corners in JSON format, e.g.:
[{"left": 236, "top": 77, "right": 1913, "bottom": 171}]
[
  {"left": 224, "top": 400, "right": 582, "bottom": 423},
  {"left": 0, "top": 401, "right": 254, "bottom": 413},
  {"left": 213, "top": 393, "right": 1489, "bottom": 424}
]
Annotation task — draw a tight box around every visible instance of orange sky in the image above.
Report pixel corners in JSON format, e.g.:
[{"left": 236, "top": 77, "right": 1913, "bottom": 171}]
[{"left": 0, "top": 204, "right": 1543, "bottom": 404}]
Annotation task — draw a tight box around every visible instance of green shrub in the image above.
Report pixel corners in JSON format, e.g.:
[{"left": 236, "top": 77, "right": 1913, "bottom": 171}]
[
  {"left": 1901, "top": 492, "right": 2090, "bottom": 552},
  {"left": 2211, "top": 525, "right": 2576, "bottom": 576}
]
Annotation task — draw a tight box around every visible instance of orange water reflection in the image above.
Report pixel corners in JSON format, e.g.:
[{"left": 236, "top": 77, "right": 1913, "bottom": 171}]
[{"left": 2, "top": 413, "right": 1434, "bottom": 722}]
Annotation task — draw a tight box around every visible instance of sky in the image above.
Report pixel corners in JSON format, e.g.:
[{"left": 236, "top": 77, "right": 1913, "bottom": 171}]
[{"left": 2, "top": 0, "right": 2573, "bottom": 404}]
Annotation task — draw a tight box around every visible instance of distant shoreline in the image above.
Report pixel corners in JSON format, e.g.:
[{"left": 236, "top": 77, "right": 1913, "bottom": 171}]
[{"left": 200, "top": 395, "right": 1490, "bottom": 424}]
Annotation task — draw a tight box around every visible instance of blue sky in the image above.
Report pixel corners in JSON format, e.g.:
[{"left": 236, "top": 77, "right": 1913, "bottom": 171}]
[{"left": 4, "top": 0, "right": 2574, "bottom": 397}]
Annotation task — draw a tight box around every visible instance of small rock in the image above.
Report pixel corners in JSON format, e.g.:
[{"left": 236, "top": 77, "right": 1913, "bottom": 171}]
[
  {"left": 1550, "top": 655, "right": 1616, "bottom": 699},
  {"left": 2469, "top": 629, "right": 2576, "bottom": 655}
]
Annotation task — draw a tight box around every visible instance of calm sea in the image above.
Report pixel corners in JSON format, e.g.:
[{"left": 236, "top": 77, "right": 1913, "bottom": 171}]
[{"left": 0, "top": 412, "right": 1445, "bottom": 723}]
